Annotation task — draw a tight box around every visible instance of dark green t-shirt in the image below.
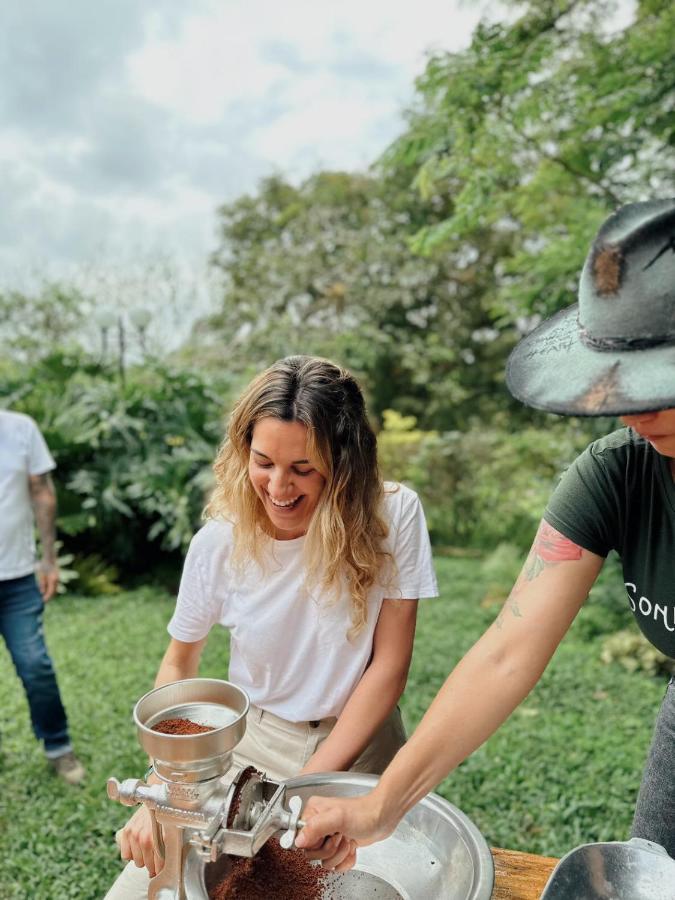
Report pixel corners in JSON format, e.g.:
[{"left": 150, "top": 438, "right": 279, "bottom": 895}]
[{"left": 544, "top": 427, "right": 675, "bottom": 659}]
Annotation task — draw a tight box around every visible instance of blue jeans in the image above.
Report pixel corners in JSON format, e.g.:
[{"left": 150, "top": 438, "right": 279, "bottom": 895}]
[
  {"left": 631, "top": 676, "right": 675, "bottom": 858},
  {"left": 0, "top": 573, "right": 70, "bottom": 753}
]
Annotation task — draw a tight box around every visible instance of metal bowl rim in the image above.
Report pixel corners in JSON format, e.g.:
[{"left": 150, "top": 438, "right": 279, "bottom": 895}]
[{"left": 284, "top": 770, "right": 495, "bottom": 900}]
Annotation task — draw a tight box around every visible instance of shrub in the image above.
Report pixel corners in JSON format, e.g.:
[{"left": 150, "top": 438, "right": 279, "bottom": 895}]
[
  {"left": 378, "top": 410, "right": 591, "bottom": 551},
  {"left": 377, "top": 409, "right": 435, "bottom": 483},
  {"left": 2, "top": 351, "right": 229, "bottom": 577},
  {"left": 601, "top": 629, "right": 675, "bottom": 677},
  {"left": 71, "top": 554, "right": 122, "bottom": 595},
  {"left": 572, "top": 555, "right": 633, "bottom": 640}
]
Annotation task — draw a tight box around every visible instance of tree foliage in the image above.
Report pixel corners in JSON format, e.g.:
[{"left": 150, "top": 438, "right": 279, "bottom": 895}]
[
  {"left": 1, "top": 350, "right": 227, "bottom": 578},
  {"left": 199, "top": 0, "right": 673, "bottom": 432},
  {"left": 386, "top": 0, "right": 675, "bottom": 319},
  {"left": 202, "top": 170, "right": 516, "bottom": 430},
  {"left": 0, "top": 284, "right": 90, "bottom": 364}
]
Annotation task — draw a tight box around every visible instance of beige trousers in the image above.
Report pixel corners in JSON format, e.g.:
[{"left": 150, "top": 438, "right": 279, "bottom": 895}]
[{"left": 104, "top": 705, "right": 406, "bottom": 899}]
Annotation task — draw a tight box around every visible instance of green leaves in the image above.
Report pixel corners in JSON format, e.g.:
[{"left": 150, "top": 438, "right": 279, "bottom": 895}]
[
  {"left": 378, "top": 412, "right": 594, "bottom": 550},
  {"left": 2, "top": 350, "right": 226, "bottom": 576},
  {"left": 386, "top": 0, "right": 674, "bottom": 322}
]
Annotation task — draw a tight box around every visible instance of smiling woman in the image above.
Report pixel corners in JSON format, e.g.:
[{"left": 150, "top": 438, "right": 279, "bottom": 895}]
[
  {"left": 248, "top": 419, "right": 326, "bottom": 540},
  {"left": 105, "top": 355, "right": 438, "bottom": 900}
]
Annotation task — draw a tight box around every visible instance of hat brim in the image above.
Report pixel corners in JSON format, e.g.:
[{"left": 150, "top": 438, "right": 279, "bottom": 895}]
[{"left": 506, "top": 305, "right": 675, "bottom": 417}]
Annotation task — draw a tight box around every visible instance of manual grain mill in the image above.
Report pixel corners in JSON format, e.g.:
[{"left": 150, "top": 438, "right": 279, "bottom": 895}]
[{"left": 107, "top": 678, "right": 306, "bottom": 900}]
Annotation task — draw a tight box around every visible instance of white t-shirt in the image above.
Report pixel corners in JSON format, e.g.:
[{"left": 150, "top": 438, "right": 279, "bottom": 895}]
[
  {"left": 168, "top": 482, "right": 438, "bottom": 721},
  {"left": 0, "top": 411, "right": 56, "bottom": 580}
]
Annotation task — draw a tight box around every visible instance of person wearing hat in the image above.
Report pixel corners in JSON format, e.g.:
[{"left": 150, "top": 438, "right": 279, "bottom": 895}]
[{"left": 295, "top": 198, "right": 675, "bottom": 869}]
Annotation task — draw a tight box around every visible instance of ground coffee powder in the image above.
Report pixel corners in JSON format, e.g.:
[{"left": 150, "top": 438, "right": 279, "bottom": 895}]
[
  {"left": 151, "top": 717, "right": 215, "bottom": 735},
  {"left": 208, "top": 838, "right": 327, "bottom": 900}
]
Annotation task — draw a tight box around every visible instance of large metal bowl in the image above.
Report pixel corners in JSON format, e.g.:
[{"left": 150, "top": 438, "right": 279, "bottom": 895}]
[{"left": 192, "top": 771, "right": 494, "bottom": 899}]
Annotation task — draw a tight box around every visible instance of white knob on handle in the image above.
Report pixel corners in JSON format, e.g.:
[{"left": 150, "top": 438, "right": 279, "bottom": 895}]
[{"left": 279, "top": 795, "right": 304, "bottom": 850}]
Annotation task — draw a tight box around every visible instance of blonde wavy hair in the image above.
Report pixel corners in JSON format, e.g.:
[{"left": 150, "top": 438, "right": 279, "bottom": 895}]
[{"left": 206, "top": 356, "right": 390, "bottom": 636}]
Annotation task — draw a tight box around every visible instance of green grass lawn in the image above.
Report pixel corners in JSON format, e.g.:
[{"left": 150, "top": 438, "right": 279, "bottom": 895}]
[{"left": 0, "top": 558, "right": 665, "bottom": 899}]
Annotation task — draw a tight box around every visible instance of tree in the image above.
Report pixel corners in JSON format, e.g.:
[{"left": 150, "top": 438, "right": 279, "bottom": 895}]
[
  {"left": 198, "top": 171, "right": 515, "bottom": 430},
  {"left": 384, "top": 0, "right": 675, "bottom": 321},
  {"left": 0, "top": 283, "right": 90, "bottom": 365},
  {"left": 196, "top": 0, "right": 673, "bottom": 433}
]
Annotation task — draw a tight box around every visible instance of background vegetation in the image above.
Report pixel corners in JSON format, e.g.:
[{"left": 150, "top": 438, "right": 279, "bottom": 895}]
[
  {"left": 2, "top": 0, "right": 672, "bottom": 576},
  {"left": 0, "top": 0, "right": 674, "bottom": 895}
]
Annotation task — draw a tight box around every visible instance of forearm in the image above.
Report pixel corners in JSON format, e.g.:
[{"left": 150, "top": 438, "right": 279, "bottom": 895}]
[
  {"left": 296, "top": 635, "right": 544, "bottom": 858},
  {"left": 30, "top": 481, "right": 57, "bottom": 563},
  {"left": 154, "top": 649, "right": 201, "bottom": 687},
  {"left": 298, "top": 538, "right": 603, "bottom": 859},
  {"left": 371, "top": 538, "right": 603, "bottom": 826},
  {"left": 372, "top": 629, "right": 548, "bottom": 824},
  {"left": 303, "top": 663, "right": 407, "bottom": 774}
]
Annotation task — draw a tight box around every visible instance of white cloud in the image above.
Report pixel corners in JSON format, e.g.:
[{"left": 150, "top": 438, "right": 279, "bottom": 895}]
[
  {"left": 128, "top": 1, "right": 484, "bottom": 124},
  {"left": 127, "top": 21, "right": 288, "bottom": 124},
  {"left": 248, "top": 86, "right": 397, "bottom": 173},
  {"left": 0, "top": 0, "right": 509, "bottom": 276}
]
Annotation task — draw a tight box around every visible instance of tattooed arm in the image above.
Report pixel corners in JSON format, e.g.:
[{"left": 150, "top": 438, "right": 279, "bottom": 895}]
[
  {"left": 298, "top": 521, "right": 604, "bottom": 864},
  {"left": 495, "top": 520, "right": 585, "bottom": 630},
  {"left": 28, "top": 472, "right": 59, "bottom": 602}
]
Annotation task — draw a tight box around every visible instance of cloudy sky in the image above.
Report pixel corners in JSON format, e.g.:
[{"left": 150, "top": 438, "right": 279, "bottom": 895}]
[{"left": 0, "top": 0, "right": 496, "bottom": 284}]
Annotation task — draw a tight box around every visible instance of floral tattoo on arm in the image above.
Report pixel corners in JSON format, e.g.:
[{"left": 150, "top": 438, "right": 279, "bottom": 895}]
[{"left": 495, "top": 521, "right": 583, "bottom": 629}]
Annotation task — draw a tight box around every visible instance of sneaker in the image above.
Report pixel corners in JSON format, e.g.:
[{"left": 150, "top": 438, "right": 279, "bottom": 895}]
[{"left": 49, "top": 750, "right": 86, "bottom": 785}]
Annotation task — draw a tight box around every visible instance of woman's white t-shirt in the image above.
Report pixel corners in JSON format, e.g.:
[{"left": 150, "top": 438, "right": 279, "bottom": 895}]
[{"left": 168, "top": 482, "right": 438, "bottom": 722}]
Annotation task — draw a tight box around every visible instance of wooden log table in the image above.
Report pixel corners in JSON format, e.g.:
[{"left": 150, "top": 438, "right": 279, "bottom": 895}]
[{"left": 491, "top": 847, "right": 559, "bottom": 899}]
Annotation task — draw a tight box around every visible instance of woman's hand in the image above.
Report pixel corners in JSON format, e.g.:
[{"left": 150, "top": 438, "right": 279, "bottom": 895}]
[
  {"left": 117, "top": 805, "right": 163, "bottom": 877},
  {"left": 296, "top": 793, "right": 396, "bottom": 870}
]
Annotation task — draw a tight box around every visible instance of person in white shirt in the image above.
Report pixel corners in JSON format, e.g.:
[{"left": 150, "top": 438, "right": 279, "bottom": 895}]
[
  {"left": 0, "top": 410, "right": 85, "bottom": 784},
  {"left": 107, "top": 355, "right": 438, "bottom": 898}
]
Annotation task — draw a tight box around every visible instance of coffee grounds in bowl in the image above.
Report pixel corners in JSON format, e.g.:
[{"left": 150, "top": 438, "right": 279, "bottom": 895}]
[
  {"left": 208, "top": 838, "right": 327, "bottom": 900},
  {"left": 151, "top": 717, "right": 215, "bottom": 735}
]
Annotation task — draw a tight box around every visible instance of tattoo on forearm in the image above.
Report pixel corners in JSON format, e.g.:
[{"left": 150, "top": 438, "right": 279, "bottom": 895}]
[
  {"left": 494, "top": 521, "right": 582, "bottom": 630},
  {"left": 29, "top": 474, "right": 57, "bottom": 563}
]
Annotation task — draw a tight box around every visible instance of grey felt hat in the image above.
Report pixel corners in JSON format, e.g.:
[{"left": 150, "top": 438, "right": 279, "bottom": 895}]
[{"left": 506, "top": 198, "right": 675, "bottom": 416}]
